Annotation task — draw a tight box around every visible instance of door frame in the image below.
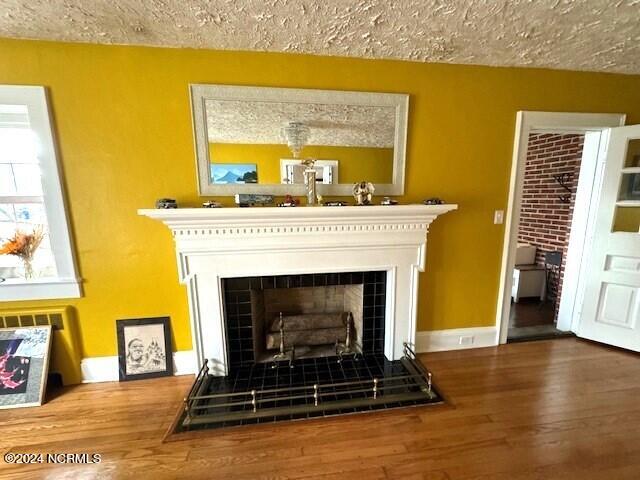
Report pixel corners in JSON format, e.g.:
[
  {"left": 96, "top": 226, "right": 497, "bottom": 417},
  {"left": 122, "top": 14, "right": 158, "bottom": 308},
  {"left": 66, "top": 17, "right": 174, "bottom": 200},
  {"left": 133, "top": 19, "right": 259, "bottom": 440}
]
[{"left": 495, "top": 111, "right": 626, "bottom": 345}]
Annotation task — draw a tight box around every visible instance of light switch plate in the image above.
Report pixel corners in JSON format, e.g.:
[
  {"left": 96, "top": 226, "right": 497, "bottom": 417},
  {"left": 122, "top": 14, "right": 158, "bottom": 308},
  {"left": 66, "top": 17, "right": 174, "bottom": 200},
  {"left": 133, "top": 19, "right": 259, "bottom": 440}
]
[{"left": 494, "top": 210, "right": 504, "bottom": 224}]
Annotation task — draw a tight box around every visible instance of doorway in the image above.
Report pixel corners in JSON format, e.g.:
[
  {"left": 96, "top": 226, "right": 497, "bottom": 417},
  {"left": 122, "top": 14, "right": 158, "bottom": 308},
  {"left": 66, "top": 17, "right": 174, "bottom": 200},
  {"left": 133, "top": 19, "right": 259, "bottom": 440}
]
[
  {"left": 509, "top": 131, "right": 585, "bottom": 341},
  {"left": 495, "top": 112, "right": 626, "bottom": 344}
]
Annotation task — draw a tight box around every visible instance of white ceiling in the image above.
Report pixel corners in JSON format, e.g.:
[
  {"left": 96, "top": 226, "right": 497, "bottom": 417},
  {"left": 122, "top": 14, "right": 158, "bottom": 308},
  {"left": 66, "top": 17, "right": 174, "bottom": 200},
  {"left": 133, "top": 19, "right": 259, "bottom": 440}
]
[
  {"left": 1, "top": 1, "right": 639, "bottom": 74},
  {"left": 206, "top": 100, "right": 396, "bottom": 147}
]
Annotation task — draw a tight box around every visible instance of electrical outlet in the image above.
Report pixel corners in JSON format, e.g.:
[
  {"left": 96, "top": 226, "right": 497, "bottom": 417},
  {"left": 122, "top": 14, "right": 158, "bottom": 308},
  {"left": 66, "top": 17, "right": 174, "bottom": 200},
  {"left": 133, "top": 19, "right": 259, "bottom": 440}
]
[
  {"left": 494, "top": 210, "right": 504, "bottom": 224},
  {"left": 459, "top": 335, "right": 474, "bottom": 346}
]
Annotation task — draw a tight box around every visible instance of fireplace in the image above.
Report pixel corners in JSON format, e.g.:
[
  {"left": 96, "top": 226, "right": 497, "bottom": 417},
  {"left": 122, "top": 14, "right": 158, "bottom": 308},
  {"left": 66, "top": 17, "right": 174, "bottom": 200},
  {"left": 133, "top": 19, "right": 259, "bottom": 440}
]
[
  {"left": 223, "top": 271, "right": 385, "bottom": 367},
  {"left": 138, "top": 204, "right": 456, "bottom": 431}
]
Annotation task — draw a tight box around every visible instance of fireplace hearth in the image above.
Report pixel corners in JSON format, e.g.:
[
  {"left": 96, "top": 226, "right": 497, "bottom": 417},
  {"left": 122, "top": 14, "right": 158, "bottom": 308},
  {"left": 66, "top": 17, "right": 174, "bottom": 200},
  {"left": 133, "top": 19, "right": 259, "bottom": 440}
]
[{"left": 174, "top": 344, "right": 441, "bottom": 432}]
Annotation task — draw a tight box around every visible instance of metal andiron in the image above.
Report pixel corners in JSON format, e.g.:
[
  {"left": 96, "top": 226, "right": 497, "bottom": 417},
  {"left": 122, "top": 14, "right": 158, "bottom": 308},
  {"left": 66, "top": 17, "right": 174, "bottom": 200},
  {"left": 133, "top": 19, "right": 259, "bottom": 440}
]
[
  {"left": 335, "top": 312, "right": 362, "bottom": 362},
  {"left": 272, "top": 312, "right": 295, "bottom": 368}
]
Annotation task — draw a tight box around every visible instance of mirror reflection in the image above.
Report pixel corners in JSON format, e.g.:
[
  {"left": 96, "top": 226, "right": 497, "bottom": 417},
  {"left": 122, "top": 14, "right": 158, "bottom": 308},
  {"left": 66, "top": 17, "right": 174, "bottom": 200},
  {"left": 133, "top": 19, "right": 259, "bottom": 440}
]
[
  {"left": 191, "top": 85, "right": 408, "bottom": 196},
  {"left": 205, "top": 100, "right": 396, "bottom": 186}
]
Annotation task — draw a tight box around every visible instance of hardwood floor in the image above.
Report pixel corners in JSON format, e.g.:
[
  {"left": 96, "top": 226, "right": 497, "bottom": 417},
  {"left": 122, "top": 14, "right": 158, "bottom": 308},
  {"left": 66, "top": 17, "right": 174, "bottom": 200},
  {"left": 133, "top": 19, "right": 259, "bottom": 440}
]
[
  {"left": 509, "top": 298, "right": 555, "bottom": 327},
  {"left": 1, "top": 337, "right": 640, "bottom": 479}
]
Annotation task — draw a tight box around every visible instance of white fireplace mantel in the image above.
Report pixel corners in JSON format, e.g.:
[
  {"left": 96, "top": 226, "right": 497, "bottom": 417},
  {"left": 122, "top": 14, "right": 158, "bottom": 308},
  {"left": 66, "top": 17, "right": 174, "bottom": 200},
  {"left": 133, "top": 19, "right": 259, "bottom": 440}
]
[{"left": 139, "top": 204, "right": 457, "bottom": 375}]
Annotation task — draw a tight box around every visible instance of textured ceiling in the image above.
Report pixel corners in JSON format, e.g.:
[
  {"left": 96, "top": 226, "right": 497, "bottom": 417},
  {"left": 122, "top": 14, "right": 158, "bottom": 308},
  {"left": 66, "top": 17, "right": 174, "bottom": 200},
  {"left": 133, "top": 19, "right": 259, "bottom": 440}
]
[
  {"left": 206, "top": 100, "right": 395, "bottom": 147},
  {"left": 1, "top": 1, "right": 639, "bottom": 74}
]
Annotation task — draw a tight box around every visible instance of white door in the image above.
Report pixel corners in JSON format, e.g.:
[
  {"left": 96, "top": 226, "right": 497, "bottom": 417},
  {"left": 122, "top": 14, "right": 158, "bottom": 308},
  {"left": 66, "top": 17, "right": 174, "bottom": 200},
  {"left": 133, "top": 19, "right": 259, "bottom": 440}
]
[{"left": 578, "top": 125, "right": 640, "bottom": 351}]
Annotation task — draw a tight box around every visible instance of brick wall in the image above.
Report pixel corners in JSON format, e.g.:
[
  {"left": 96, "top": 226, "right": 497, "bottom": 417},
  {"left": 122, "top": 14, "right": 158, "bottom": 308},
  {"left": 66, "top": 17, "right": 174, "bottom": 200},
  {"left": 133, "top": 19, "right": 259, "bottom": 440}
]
[{"left": 517, "top": 133, "right": 585, "bottom": 318}]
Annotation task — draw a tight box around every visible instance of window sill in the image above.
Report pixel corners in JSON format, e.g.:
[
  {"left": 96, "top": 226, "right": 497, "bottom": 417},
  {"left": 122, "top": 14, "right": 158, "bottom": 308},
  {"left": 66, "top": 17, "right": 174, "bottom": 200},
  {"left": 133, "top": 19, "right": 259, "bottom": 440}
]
[{"left": 0, "top": 277, "right": 82, "bottom": 301}]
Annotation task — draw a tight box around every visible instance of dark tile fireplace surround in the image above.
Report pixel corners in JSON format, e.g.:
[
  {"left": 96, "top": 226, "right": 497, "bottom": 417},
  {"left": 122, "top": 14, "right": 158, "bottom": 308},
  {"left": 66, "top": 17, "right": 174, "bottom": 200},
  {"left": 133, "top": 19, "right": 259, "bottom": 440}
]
[
  {"left": 223, "top": 271, "right": 387, "bottom": 367},
  {"left": 173, "top": 271, "right": 442, "bottom": 433}
]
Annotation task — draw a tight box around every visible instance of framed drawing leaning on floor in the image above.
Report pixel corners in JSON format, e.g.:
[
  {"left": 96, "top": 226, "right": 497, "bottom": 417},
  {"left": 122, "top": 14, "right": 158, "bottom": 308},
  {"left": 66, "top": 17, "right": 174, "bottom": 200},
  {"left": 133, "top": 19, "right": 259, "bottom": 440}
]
[{"left": 116, "top": 317, "right": 173, "bottom": 381}]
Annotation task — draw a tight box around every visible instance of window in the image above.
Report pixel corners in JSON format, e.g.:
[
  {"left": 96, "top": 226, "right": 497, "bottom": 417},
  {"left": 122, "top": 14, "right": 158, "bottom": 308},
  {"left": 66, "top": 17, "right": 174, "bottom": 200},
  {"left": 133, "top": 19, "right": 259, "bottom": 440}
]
[{"left": 0, "top": 86, "right": 80, "bottom": 301}]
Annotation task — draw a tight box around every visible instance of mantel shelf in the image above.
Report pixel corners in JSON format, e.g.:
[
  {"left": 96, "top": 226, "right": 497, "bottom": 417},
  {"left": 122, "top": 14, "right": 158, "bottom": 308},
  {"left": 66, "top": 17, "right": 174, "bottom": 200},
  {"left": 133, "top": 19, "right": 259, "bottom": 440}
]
[{"left": 138, "top": 204, "right": 458, "bottom": 227}]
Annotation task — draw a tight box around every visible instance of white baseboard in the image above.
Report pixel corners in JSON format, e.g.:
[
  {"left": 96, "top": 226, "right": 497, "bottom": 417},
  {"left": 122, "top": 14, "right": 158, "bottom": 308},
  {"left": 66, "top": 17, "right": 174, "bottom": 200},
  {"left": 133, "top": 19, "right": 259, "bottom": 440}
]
[
  {"left": 415, "top": 327, "right": 498, "bottom": 353},
  {"left": 80, "top": 356, "right": 119, "bottom": 383},
  {"left": 172, "top": 350, "right": 197, "bottom": 376},
  {"left": 81, "top": 350, "right": 196, "bottom": 383}
]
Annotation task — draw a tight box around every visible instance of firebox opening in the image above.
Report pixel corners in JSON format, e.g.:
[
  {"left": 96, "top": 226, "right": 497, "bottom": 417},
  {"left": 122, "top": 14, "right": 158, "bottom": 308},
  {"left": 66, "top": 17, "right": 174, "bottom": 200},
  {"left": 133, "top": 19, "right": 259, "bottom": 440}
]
[
  {"left": 223, "top": 271, "right": 386, "bottom": 369},
  {"left": 252, "top": 284, "right": 364, "bottom": 362}
]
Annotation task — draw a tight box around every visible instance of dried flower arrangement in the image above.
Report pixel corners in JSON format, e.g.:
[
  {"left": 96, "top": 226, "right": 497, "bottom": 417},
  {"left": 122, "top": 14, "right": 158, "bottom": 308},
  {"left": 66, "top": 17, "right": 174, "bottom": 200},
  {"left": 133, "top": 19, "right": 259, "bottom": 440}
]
[{"left": 0, "top": 225, "right": 45, "bottom": 279}]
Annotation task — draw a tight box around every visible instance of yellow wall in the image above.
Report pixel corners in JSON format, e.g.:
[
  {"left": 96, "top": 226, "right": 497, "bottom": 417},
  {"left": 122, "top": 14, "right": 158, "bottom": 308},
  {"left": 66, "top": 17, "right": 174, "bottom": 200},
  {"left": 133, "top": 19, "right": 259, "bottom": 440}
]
[
  {"left": 2, "top": 38, "right": 640, "bottom": 364},
  {"left": 210, "top": 143, "right": 394, "bottom": 184}
]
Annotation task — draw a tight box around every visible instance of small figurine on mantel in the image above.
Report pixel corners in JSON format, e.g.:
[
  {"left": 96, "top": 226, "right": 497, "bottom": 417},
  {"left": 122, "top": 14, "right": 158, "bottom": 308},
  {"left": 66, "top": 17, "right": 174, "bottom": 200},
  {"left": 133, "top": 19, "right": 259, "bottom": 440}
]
[
  {"left": 352, "top": 181, "right": 375, "bottom": 206},
  {"left": 155, "top": 198, "right": 178, "bottom": 209},
  {"left": 278, "top": 194, "right": 299, "bottom": 207}
]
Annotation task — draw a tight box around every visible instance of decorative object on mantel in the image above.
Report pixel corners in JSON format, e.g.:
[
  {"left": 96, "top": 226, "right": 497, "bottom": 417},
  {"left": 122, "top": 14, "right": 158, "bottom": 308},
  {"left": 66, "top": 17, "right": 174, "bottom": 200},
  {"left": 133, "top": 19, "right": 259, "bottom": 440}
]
[
  {"left": 423, "top": 197, "right": 445, "bottom": 205},
  {"left": 353, "top": 181, "right": 375, "bottom": 205},
  {"left": 381, "top": 197, "right": 398, "bottom": 206},
  {"left": 0, "top": 226, "right": 45, "bottom": 280},
  {"left": 552, "top": 172, "right": 573, "bottom": 204},
  {"left": 202, "top": 201, "right": 223, "bottom": 208},
  {"left": 278, "top": 194, "right": 299, "bottom": 207},
  {"left": 301, "top": 159, "right": 319, "bottom": 206},
  {"left": 0, "top": 325, "right": 52, "bottom": 409},
  {"left": 324, "top": 201, "right": 348, "bottom": 207},
  {"left": 155, "top": 198, "right": 178, "bottom": 209},
  {"left": 116, "top": 317, "right": 173, "bottom": 382},
  {"left": 234, "top": 193, "right": 274, "bottom": 207}
]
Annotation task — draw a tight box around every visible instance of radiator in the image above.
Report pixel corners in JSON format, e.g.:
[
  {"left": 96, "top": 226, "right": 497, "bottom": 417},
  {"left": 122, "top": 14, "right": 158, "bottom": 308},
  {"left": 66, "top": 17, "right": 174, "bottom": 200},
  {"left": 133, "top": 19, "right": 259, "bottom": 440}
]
[{"left": 0, "top": 306, "right": 82, "bottom": 385}]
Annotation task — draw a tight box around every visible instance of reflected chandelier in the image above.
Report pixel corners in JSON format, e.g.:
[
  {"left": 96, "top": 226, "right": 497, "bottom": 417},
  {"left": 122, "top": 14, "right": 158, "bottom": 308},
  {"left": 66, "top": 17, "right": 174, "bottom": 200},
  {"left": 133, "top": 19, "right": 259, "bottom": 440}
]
[{"left": 282, "top": 121, "right": 310, "bottom": 158}]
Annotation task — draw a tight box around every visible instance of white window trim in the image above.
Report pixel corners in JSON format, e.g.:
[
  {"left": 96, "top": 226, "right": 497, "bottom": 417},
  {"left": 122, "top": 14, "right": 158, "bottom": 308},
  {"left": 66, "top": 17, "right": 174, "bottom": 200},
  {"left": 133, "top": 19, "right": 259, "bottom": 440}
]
[{"left": 0, "top": 86, "right": 81, "bottom": 301}]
